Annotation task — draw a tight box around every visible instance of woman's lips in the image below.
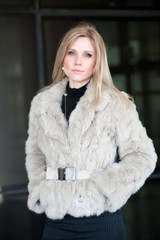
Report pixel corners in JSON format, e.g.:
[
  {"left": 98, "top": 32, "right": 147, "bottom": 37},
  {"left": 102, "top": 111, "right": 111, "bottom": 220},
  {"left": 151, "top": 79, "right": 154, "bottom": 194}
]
[{"left": 72, "top": 69, "right": 84, "bottom": 73}]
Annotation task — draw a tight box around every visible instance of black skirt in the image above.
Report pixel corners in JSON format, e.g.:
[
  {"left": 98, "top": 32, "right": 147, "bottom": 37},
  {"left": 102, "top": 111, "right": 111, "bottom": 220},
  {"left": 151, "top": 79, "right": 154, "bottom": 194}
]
[{"left": 42, "top": 210, "right": 127, "bottom": 240}]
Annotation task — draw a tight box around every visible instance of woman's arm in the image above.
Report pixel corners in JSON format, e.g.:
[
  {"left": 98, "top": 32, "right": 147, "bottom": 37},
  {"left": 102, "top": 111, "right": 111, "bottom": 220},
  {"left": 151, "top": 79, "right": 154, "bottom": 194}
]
[
  {"left": 25, "top": 97, "right": 46, "bottom": 213},
  {"left": 91, "top": 96, "right": 157, "bottom": 212}
]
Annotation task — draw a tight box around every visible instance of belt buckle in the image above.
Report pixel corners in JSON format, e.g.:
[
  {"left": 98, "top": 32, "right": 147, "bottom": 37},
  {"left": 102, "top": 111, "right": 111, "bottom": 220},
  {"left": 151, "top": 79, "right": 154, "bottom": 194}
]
[{"left": 58, "top": 168, "right": 66, "bottom": 180}]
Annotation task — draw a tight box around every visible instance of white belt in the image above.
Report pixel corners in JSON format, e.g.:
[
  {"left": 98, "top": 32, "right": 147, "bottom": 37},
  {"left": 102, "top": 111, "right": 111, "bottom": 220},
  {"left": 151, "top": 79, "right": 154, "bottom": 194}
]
[{"left": 46, "top": 167, "right": 103, "bottom": 181}]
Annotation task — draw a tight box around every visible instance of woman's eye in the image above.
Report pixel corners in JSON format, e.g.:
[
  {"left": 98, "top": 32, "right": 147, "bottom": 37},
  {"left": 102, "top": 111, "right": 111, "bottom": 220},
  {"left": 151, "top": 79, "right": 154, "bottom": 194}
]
[
  {"left": 68, "top": 51, "right": 75, "bottom": 56},
  {"left": 85, "top": 53, "right": 92, "bottom": 58}
]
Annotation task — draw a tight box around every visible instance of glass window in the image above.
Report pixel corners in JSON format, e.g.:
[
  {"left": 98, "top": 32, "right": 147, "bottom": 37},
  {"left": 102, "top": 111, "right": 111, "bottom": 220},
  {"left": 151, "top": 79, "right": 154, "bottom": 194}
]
[
  {"left": 39, "top": 0, "right": 160, "bottom": 9},
  {"left": 130, "top": 72, "right": 143, "bottom": 93},
  {"left": 148, "top": 71, "right": 160, "bottom": 91},
  {"left": 0, "top": 14, "right": 37, "bottom": 187},
  {"left": 131, "top": 70, "right": 160, "bottom": 93},
  {"left": 113, "top": 74, "right": 127, "bottom": 91},
  {"left": 0, "top": 0, "right": 34, "bottom": 8},
  {"left": 94, "top": 21, "right": 120, "bottom": 67},
  {"left": 126, "top": 0, "right": 158, "bottom": 8},
  {"left": 40, "top": 0, "right": 120, "bottom": 9},
  {"left": 133, "top": 95, "right": 144, "bottom": 120},
  {"left": 128, "top": 22, "right": 160, "bottom": 64},
  {"left": 149, "top": 94, "right": 160, "bottom": 136},
  {"left": 43, "top": 18, "right": 75, "bottom": 84}
]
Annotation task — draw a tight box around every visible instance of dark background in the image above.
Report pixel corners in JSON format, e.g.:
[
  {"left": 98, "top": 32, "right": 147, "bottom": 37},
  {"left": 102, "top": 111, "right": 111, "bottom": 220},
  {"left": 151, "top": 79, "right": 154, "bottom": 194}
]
[{"left": 0, "top": 0, "right": 160, "bottom": 239}]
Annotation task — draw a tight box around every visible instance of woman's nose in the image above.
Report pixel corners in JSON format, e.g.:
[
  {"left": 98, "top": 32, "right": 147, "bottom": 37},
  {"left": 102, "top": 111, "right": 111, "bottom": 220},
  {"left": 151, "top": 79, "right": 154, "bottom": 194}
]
[{"left": 75, "top": 55, "right": 82, "bottom": 65}]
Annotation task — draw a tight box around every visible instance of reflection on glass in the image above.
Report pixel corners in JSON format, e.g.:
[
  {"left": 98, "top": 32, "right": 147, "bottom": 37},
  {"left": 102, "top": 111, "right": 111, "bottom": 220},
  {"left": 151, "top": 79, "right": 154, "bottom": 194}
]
[
  {"left": 94, "top": 21, "right": 120, "bottom": 67},
  {"left": 39, "top": 0, "right": 158, "bottom": 8},
  {"left": 127, "top": 0, "right": 153, "bottom": 7},
  {"left": 43, "top": 19, "right": 75, "bottom": 84},
  {"left": 0, "top": 15, "right": 37, "bottom": 187},
  {"left": 131, "top": 72, "right": 142, "bottom": 93},
  {"left": 149, "top": 95, "right": 160, "bottom": 135},
  {"left": 128, "top": 22, "right": 160, "bottom": 63},
  {"left": 0, "top": 0, "right": 33, "bottom": 7},
  {"left": 113, "top": 74, "right": 127, "bottom": 91},
  {"left": 148, "top": 71, "right": 160, "bottom": 91}
]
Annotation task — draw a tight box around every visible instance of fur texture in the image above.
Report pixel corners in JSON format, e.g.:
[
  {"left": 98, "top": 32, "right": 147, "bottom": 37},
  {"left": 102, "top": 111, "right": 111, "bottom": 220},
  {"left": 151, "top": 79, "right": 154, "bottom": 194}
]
[{"left": 25, "top": 78, "right": 157, "bottom": 219}]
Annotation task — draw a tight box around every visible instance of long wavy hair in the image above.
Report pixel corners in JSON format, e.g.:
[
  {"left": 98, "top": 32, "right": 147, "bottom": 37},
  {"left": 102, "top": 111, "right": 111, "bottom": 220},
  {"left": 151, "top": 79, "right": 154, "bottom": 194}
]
[{"left": 43, "top": 22, "right": 131, "bottom": 106}]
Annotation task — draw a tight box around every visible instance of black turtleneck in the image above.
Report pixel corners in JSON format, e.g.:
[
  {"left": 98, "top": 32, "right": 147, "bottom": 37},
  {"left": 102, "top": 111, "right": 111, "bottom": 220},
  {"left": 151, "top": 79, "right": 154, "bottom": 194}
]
[{"left": 61, "top": 81, "right": 89, "bottom": 121}]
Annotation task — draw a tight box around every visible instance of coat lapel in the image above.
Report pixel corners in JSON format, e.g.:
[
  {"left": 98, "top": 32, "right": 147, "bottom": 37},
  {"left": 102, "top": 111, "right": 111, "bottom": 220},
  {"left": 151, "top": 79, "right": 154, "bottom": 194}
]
[
  {"left": 39, "top": 78, "right": 68, "bottom": 146},
  {"left": 68, "top": 82, "right": 111, "bottom": 148},
  {"left": 38, "top": 78, "right": 111, "bottom": 149}
]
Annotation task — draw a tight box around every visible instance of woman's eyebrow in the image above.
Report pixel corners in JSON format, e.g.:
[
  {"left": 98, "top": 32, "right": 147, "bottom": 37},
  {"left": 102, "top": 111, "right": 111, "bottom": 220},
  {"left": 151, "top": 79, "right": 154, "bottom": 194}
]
[{"left": 68, "top": 48, "right": 94, "bottom": 53}]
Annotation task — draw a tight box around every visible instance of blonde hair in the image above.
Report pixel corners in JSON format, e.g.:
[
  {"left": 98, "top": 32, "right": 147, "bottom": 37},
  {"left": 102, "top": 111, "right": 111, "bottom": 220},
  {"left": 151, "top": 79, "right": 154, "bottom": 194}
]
[{"left": 44, "top": 22, "right": 131, "bottom": 106}]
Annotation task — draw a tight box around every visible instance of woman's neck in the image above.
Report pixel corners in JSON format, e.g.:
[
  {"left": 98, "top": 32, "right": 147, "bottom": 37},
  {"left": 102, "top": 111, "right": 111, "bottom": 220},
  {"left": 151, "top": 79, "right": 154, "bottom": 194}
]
[{"left": 69, "top": 79, "right": 90, "bottom": 89}]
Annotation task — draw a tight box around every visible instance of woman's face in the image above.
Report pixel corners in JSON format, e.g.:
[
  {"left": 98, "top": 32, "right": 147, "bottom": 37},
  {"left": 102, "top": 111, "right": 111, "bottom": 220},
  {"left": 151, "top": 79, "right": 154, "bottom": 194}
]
[{"left": 63, "top": 37, "right": 96, "bottom": 88}]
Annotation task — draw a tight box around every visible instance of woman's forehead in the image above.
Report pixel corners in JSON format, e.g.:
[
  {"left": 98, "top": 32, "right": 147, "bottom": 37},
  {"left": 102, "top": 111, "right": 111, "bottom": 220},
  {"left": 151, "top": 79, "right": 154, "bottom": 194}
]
[{"left": 68, "top": 36, "right": 95, "bottom": 51}]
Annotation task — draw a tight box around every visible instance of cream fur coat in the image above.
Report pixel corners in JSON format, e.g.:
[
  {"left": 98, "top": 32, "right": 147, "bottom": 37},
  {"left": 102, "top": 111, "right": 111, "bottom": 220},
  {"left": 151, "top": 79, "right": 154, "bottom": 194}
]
[{"left": 25, "top": 78, "right": 157, "bottom": 220}]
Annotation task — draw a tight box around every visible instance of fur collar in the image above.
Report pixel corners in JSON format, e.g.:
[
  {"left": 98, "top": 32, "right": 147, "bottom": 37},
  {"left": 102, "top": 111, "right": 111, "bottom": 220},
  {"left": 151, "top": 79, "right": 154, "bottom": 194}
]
[{"left": 35, "top": 78, "right": 111, "bottom": 147}]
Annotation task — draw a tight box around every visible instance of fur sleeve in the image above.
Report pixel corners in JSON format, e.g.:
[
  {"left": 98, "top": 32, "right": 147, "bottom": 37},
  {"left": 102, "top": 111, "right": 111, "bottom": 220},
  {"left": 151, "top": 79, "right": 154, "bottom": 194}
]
[
  {"left": 91, "top": 94, "right": 157, "bottom": 212},
  {"left": 25, "top": 96, "right": 46, "bottom": 214}
]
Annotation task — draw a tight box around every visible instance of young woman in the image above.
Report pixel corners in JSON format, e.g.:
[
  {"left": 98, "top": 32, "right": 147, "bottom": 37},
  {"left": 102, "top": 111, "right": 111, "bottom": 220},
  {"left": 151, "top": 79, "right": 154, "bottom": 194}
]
[{"left": 25, "top": 22, "right": 157, "bottom": 240}]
